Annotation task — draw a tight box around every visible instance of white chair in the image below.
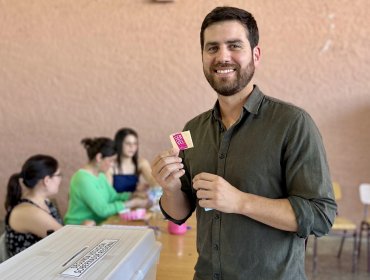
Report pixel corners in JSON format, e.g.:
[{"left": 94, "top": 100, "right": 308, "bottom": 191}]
[{"left": 358, "top": 183, "right": 370, "bottom": 272}]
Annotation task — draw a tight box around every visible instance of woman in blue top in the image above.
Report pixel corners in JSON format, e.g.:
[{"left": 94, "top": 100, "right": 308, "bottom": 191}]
[{"left": 109, "top": 128, "right": 157, "bottom": 193}]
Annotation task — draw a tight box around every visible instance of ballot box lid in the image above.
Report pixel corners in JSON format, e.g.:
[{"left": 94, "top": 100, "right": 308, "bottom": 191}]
[{"left": 0, "top": 225, "right": 161, "bottom": 280}]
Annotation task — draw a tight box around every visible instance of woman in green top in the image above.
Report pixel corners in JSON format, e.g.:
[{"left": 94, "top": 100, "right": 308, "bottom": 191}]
[{"left": 64, "top": 137, "right": 149, "bottom": 225}]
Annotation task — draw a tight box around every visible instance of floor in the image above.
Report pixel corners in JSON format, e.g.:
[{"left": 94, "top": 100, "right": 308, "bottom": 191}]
[
  {"left": 305, "top": 235, "right": 369, "bottom": 280},
  {"left": 0, "top": 221, "right": 369, "bottom": 279}
]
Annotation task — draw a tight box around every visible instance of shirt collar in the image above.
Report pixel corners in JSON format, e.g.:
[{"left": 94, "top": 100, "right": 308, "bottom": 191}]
[{"left": 212, "top": 85, "right": 264, "bottom": 121}]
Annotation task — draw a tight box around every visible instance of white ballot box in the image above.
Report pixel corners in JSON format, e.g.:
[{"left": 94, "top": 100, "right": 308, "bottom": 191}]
[{"left": 0, "top": 225, "right": 162, "bottom": 280}]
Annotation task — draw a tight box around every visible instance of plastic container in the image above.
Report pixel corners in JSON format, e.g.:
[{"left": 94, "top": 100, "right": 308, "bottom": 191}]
[
  {"left": 0, "top": 225, "right": 161, "bottom": 280},
  {"left": 119, "top": 208, "right": 147, "bottom": 221},
  {"left": 168, "top": 221, "right": 187, "bottom": 235}
]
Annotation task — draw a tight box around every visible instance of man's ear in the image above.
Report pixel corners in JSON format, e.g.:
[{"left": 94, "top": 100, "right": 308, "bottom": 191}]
[{"left": 253, "top": 46, "right": 261, "bottom": 65}]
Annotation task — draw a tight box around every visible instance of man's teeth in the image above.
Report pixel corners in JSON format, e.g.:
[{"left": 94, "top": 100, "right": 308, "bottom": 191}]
[{"left": 216, "top": 69, "right": 235, "bottom": 74}]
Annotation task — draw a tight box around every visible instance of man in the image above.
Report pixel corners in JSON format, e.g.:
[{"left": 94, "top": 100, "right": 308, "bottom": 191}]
[{"left": 151, "top": 6, "right": 336, "bottom": 280}]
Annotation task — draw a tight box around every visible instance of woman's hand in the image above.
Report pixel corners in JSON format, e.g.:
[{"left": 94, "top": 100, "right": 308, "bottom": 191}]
[
  {"left": 136, "top": 182, "right": 150, "bottom": 192},
  {"left": 125, "top": 197, "right": 152, "bottom": 209},
  {"left": 82, "top": 219, "right": 96, "bottom": 226},
  {"left": 132, "top": 190, "right": 148, "bottom": 199}
]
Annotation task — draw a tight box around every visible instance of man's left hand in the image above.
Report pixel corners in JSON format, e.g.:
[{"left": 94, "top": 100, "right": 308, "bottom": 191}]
[{"left": 193, "top": 172, "right": 242, "bottom": 213}]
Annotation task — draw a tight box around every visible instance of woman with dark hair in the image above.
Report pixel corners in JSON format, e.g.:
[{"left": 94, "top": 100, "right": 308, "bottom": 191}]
[
  {"left": 4, "top": 154, "right": 63, "bottom": 257},
  {"left": 64, "top": 137, "right": 149, "bottom": 225},
  {"left": 109, "top": 128, "right": 157, "bottom": 193}
]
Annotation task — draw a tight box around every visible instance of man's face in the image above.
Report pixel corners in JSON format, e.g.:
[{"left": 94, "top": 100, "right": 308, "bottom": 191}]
[{"left": 202, "top": 20, "right": 255, "bottom": 96}]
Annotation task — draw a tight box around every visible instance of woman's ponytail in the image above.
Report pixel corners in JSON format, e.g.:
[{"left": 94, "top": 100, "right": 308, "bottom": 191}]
[{"left": 5, "top": 173, "right": 22, "bottom": 212}]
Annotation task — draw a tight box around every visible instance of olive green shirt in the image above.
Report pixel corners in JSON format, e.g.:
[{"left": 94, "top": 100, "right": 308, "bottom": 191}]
[{"left": 161, "top": 86, "right": 336, "bottom": 280}]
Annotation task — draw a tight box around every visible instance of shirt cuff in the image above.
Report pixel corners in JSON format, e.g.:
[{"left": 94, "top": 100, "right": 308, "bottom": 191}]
[
  {"left": 159, "top": 198, "right": 192, "bottom": 225},
  {"left": 288, "top": 196, "right": 314, "bottom": 238},
  {"left": 116, "top": 201, "right": 125, "bottom": 213}
]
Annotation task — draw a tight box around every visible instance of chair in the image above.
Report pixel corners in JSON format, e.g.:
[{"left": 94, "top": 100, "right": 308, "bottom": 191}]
[
  {"left": 0, "top": 233, "right": 10, "bottom": 263},
  {"left": 358, "top": 183, "right": 370, "bottom": 272},
  {"left": 312, "top": 182, "right": 358, "bottom": 273}
]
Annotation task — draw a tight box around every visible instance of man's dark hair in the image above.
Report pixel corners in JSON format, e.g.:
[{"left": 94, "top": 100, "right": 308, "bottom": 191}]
[{"left": 200, "top": 6, "right": 259, "bottom": 50}]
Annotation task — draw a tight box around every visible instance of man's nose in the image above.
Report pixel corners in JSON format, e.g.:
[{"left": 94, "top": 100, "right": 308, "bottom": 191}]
[{"left": 215, "top": 46, "right": 231, "bottom": 64}]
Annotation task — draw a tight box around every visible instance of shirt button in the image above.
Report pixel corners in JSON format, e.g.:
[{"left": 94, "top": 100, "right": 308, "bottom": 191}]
[
  {"left": 214, "top": 214, "right": 220, "bottom": 220},
  {"left": 213, "top": 273, "right": 220, "bottom": 279},
  {"left": 214, "top": 244, "right": 219, "bottom": 251},
  {"left": 219, "top": 153, "right": 225, "bottom": 159}
]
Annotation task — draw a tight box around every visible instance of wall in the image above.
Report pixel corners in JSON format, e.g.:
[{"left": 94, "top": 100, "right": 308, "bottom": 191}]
[{"left": 0, "top": 0, "right": 369, "bottom": 224}]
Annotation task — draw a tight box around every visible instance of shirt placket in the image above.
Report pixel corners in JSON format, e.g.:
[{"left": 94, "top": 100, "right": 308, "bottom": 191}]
[{"left": 211, "top": 125, "right": 233, "bottom": 280}]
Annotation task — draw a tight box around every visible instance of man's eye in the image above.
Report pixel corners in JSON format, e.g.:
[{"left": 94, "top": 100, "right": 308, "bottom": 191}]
[
  {"left": 230, "top": 44, "right": 241, "bottom": 49},
  {"left": 207, "top": 46, "right": 218, "bottom": 53}
]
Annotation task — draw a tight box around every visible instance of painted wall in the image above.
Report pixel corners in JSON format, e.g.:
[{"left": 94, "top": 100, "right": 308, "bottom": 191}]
[{"left": 0, "top": 0, "right": 369, "bottom": 225}]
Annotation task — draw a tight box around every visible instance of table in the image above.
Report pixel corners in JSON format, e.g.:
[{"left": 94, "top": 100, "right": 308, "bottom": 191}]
[{"left": 103, "top": 212, "right": 198, "bottom": 280}]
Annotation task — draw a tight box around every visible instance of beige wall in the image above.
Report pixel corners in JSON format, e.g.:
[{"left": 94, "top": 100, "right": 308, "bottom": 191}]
[{"left": 1, "top": 1, "right": 369, "bottom": 224}]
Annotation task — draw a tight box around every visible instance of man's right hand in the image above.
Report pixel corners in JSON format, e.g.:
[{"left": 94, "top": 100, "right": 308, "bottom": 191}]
[{"left": 151, "top": 148, "right": 185, "bottom": 193}]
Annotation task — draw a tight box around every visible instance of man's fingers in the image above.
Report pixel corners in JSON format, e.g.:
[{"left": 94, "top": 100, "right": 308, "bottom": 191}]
[
  {"left": 158, "top": 162, "right": 184, "bottom": 180},
  {"left": 150, "top": 148, "right": 185, "bottom": 191},
  {"left": 164, "top": 169, "right": 185, "bottom": 182},
  {"left": 198, "top": 198, "right": 212, "bottom": 209},
  {"left": 193, "top": 178, "right": 213, "bottom": 190},
  {"left": 196, "top": 189, "right": 212, "bottom": 200},
  {"left": 152, "top": 148, "right": 180, "bottom": 168},
  {"left": 152, "top": 152, "right": 181, "bottom": 175},
  {"left": 193, "top": 172, "right": 217, "bottom": 183}
]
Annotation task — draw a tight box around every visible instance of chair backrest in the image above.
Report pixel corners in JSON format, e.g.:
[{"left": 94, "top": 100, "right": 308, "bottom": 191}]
[
  {"left": 359, "top": 183, "right": 370, "bottom": 205},
  {"left": 332, "top": 182, "right": 342, "bottom": 201},
  {"left": 0, "top": 233, "right": 10, "bottom": 263}
]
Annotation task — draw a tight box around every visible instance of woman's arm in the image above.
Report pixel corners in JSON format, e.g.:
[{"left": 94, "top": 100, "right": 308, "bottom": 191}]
[
  {"left": 138, "top": 158, "right": 158, "bottom": 187},
  {"left": 79, "top": 178, "right": 124, "bottom": 217},
  {"left": 9, "top": 204, "right": 63, "bottom": 238}
]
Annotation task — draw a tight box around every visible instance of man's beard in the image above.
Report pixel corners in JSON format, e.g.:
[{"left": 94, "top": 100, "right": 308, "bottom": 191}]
[{"left": 204, "top": 59, "right": 255, "bottom": 96}]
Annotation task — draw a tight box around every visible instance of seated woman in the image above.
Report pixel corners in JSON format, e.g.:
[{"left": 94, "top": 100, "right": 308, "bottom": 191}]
[
  {"left": 109, "top": 128, "right": 157, "bottom": 193},
  {"left": 4, "top": 155, "right": 63, "bottom": 257},
  {"left": 64, "top": 137, "right": 149, "bottom": 225}
]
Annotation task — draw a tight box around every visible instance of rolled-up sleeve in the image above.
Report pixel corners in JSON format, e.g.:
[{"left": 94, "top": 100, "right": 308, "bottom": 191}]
[
  {"left": 159, "top": 166, "right": 195, "bottom": 225},
  {"left": 284, "top": 112, "right": 337, "bottom": 238}
]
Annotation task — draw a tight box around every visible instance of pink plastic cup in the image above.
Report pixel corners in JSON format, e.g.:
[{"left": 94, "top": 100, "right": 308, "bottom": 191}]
[{"left": 168, "top": 221, "right": 187, "bottom": 235}]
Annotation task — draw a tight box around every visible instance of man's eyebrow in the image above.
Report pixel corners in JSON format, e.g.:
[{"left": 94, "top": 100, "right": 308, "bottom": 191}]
[
  {"left": 204, "top": 39, "right": 244, "bottom": 47},
  {"left": 204, "top": 41, "right": 219, "bottom": 48},
  {"left": 226, "top": 39, "right": 244, "bottom": 45}
]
